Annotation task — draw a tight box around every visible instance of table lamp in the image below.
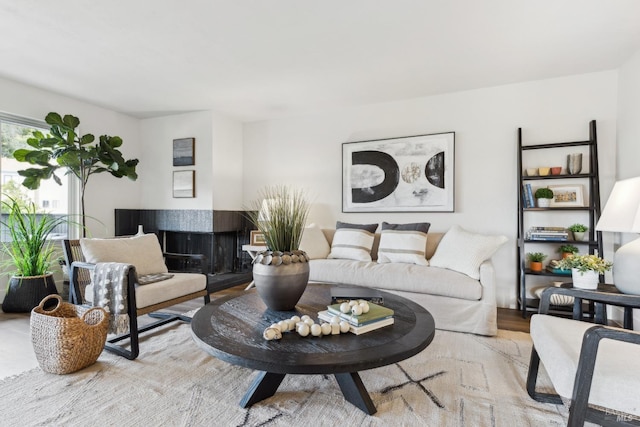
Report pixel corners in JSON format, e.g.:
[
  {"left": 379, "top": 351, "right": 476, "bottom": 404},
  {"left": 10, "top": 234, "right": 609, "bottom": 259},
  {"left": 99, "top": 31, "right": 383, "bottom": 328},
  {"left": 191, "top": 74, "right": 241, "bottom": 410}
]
[{"left": 595, "top": 176, "right": 640, "bottom": 294}]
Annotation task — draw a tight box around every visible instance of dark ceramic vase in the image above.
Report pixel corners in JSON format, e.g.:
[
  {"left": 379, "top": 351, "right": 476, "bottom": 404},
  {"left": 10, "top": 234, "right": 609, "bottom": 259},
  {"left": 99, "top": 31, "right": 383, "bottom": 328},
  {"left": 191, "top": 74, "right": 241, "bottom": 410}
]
[
  {"left": 2, "top": 274, "right": 58, "bottom": 313},
  {"left": 252, "top": 261, "right": 310, "bottom": 311}
]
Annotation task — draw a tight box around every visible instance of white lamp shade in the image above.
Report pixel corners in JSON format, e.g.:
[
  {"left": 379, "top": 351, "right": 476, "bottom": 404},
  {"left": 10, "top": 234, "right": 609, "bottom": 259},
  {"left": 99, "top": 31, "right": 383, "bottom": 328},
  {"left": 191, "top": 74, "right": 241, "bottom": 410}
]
[{"left": 595, "top": 176, "right": 640, "bottom": 233}]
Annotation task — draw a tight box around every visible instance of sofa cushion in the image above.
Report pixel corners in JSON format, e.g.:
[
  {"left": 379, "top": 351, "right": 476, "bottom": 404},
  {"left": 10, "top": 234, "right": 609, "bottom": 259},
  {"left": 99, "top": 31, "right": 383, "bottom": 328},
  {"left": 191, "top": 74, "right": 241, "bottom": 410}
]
[
  {"left": 299, "top": 223, "right": 331, "bottom": 259},
  {"left": 377, "top": 221, "right": 430, "bottom": 265},
  {"left": 309, "top": 258, "right": 483, "bottom": 300},
  {"left": 429, "top": 225, "right": 507, "bottom": 279},
  {"left": 327, "top": 222, "right": 378, "bottom": 261},
  {"left": 80, "top": 234, "right": 169, "bottom": 276}
]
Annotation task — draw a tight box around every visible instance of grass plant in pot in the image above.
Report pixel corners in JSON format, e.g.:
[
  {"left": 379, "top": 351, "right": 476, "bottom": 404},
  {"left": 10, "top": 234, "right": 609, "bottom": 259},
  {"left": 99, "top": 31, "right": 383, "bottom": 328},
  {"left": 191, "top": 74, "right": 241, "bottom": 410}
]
[
  {"left": 245, "top": 185, "right": 311, "bottom": 311},
  {"left": 527, "top": 252, "right": 547, "bottom": 272},
  {"left": 1, "top": 196, "right": 71, "bottom": 312},
  {"left": 534, "top": 187, "right": 554, "bottom": 208}
]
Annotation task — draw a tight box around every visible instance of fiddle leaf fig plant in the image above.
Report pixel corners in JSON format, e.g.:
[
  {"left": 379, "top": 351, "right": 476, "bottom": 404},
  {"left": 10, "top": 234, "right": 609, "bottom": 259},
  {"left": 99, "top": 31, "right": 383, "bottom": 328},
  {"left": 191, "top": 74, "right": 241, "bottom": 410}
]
[{"left": 13, "top": 112, "right": 139, "bottom": 234}]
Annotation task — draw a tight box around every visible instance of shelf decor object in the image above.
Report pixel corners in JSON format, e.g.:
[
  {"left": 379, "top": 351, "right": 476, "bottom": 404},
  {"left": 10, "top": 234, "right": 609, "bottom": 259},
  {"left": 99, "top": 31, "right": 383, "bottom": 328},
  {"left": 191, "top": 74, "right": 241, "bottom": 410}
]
[
  {"left": 342, "top": 132, "right": 455, "bottom": 212},
  {"left": 595, "top": 176, "right": 640, "bottom": 295}
]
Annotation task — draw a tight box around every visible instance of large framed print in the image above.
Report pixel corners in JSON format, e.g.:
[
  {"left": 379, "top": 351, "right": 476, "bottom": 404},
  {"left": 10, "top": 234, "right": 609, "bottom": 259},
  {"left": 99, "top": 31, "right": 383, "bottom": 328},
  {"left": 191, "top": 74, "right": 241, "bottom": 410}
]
[{"left": 342, "top": 132, "right": 455, "bottom": 212}]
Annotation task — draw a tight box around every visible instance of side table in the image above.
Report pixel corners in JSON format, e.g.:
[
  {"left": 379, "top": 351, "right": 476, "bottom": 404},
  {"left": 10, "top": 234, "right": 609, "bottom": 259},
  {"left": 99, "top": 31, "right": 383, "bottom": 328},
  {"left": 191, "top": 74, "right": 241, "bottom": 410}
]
[{"left": 241, "top": 244, "right": 266, "bottom": 290}]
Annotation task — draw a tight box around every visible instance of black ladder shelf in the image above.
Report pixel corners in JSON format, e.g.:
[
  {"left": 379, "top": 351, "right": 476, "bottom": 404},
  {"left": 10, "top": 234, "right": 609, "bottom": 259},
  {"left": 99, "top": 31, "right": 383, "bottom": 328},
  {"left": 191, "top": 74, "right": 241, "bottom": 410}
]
[{"left": 516, "top": 120, "right": 603, "bottom": 318}]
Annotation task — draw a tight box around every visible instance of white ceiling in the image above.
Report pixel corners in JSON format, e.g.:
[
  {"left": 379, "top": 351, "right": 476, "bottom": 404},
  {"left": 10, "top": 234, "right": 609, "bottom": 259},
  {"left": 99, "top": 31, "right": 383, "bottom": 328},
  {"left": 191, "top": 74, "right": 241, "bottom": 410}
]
[{"left": 1, "top": 0, "right": 640, "bottom": 122}]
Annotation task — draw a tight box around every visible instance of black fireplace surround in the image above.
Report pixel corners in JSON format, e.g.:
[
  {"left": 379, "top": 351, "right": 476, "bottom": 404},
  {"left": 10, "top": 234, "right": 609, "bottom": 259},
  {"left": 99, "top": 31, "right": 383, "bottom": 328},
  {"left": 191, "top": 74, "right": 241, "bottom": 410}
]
[{"left": 115, "top": 209, "right": 254, "bottom": 292}]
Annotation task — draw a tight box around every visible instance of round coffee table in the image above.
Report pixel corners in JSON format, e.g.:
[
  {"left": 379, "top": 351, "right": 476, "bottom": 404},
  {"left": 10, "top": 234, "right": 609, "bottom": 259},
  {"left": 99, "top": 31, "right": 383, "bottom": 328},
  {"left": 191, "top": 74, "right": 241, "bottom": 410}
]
[{"left": 191, "top": 283, "right": 435, "bottom": 414}]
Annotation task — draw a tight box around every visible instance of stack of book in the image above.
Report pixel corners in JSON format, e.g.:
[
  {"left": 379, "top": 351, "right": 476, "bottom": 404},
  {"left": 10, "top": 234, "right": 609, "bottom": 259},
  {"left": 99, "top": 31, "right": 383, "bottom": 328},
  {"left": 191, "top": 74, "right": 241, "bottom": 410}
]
[
  {"left": 318, "top": 301, "right": 394, "bottom": 335},
  {"left": 527, "top": 226, "right": 569, "bottom": 241}
]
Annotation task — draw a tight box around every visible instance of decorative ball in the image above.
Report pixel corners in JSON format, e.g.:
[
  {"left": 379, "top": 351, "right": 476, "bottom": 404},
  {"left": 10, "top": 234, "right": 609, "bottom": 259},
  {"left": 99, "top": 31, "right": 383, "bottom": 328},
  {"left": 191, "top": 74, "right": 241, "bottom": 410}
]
[
  {"left": 304, "top": 318, "right": 315, "bottom": 326},
  {"left": 340, "top": 302, "right": 351, "bottom": 313},
  {"left": 310, "top": 324, "right": 322, "bottom": 336},
  {"left": 351, "top": 305, "right": 363, "bottom": 316},
  {"left": 348, "top": 300, "right": 358, "bottom": 307},
  {"left": 278, "top": 320, "right": 289, "bottom": 331},
  {"left": 270, "top": 323, "right": 282, "bottom": 332},
  {"left": 290, "top": 315, "right": 301, "bottom": 324},
  {"left": 263, "top": 327, "right": 282, "bottom": 340},
  {"left": 359, "top": 302, "right": 370, "bottom": 313},
  {"left": 297, "top": 323, "right": 310, "bottom": 337},
  {"left": 339, "top": 321, "right": 350, "bottom": 333},
  {"left": 301, "top": 315, "right": 311, "bottom": 321},
  {"left": 321, "top": 323, "right": 332, "bottom": 335},
  {"left": 287, "top": 319, "right": 297, "bottom": 330},
  {"left": 330, "top": 315, "right": 341, "bottom": 324}
]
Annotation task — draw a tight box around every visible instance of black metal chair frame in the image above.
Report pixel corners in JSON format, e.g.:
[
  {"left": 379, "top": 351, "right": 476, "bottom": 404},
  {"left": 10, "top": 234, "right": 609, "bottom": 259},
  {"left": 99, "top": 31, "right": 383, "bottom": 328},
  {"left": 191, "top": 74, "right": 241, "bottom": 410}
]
[
  {"left": 527, "top": 286, "right": 640, "bottom": 426},
  {"left": 64, "top": 240, "right": 211, "bottom": 360}
]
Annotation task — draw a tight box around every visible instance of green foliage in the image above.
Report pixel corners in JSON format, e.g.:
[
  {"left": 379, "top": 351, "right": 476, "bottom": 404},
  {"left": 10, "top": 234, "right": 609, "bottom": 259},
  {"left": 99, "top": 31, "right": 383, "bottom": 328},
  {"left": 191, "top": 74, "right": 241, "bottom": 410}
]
[
  {"left": 245, "top": 185, "right": 310, "bottom": 252},
  {"left": 553, "top": 254, "right": 612, "bottom": 274},
  {"left": 568, "top": 223, "right": 588, "bottom": 232},
  {"left": 12, "top": 112, "right": 139, "bottom": 232},
  {"left": 1, "top": 121, "right": 33, "bottom": 158},
  {"left": 534, "top": 187, "right": 553, "bottom": 199},
  {"left": 0, "top": 195, "right": 70, "bottom": 277},
  {"left": 526, "top": 252, "right": 547, "bottom": 262},
  {"left": 557, "top": 244, "right": 579, "bottom": 254},
  {"left": 0, "top": 181, "right": 33, "bottom": 213}
]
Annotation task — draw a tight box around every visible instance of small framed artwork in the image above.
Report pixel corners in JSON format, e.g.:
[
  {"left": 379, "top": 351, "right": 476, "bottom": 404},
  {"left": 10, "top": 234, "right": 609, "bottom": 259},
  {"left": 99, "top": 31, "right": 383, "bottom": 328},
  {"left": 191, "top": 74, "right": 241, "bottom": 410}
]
[
  {"left": 342, "top": 132, "right": 455, "bottom": 212},
  {"left": 173, "top": 137, "right": 195, "bottom": 166},
  {"left": 548, "top": 184, "right": 585, "bottom": 207},
  {"left": 173, "top": 170, "right": 195, "bottom": 198},
  {"left": 250, "top": 230, "right": 266, "bottom": 246}
]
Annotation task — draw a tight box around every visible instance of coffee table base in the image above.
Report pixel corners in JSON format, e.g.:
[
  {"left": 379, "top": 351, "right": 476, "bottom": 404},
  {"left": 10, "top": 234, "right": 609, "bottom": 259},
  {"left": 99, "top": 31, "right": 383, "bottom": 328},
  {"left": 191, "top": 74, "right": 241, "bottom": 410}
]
[{"left": 240, "top": 371, "right": 377, "bottom": 415}]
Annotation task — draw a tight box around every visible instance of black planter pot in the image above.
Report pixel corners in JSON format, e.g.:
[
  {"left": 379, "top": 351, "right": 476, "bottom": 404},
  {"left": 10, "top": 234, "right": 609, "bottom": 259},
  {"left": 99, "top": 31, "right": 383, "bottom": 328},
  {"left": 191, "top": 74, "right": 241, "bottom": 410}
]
[{"left": 2, "top": 274, "right": 58, "bottom": 313}]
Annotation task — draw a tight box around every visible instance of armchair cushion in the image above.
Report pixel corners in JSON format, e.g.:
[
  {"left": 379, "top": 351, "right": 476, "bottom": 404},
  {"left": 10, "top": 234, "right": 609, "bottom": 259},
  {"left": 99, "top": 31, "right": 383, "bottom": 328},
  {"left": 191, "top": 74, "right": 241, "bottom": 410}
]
[
  {"left": 530, "top": 314, "right": 640, "bottom": 417},
  {"left": 80, "top": 234, "right": 168, "bottom": 276}
]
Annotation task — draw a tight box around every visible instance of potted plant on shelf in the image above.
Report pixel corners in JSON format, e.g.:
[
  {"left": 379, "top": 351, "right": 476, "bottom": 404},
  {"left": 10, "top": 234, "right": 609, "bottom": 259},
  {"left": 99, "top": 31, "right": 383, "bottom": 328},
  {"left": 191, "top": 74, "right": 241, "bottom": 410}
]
[
  {"left": 12, "top": 112, "right": 139, "bottom": 236},
  {"left": 557, "top": 244, "right": 579, "bottom": 259},
  {"left": 245, "top": 185, "right": 311, "bottom": 311},
  {"left": 1, "top": 196, "right": 72, "bottom": 312},
  {"left": 534, "top": 187, "right": 554, "bottom": 208},
  {"left": 527, "top": 252, "right": 547, "bottom": 272},
  {"left": 552, "top": 254, "right": 612, "bottom": 290},
  {"left": 568, "top": 223, "right": 588, "bottom": 241}
]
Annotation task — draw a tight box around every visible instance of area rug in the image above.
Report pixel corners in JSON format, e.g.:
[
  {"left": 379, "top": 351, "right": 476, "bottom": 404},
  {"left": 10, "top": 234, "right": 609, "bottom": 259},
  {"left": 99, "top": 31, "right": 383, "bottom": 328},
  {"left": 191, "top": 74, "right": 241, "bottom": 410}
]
[{"left": 0, "top": 323, "right": 572, "bottom": 426}]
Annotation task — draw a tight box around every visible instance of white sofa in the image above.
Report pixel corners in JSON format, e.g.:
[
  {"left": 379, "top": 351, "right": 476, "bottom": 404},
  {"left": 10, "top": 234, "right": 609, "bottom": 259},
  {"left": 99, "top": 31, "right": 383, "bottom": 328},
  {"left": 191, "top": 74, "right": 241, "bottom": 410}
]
[{"left": 303, "top": 225, "right": 505, "bottom": 336}]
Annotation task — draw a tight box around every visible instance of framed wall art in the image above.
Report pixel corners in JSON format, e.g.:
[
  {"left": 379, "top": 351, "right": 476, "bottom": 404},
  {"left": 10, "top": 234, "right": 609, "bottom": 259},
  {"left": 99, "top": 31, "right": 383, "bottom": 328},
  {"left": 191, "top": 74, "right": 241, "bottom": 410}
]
[
  {"left": 250, "top": 230, "right": 266, "bottom": 246},
  {"left": 173, "top": 137, "right": 195, "bottom": 166},
  {"left": 173, "top": 170, "right": 195, "bottom": 198},
  {"left": 342, "top": 132, "right": 455, "bottom": 212},
  {"left": 548, "top": 184, "right": 585, "bottom": 207}
]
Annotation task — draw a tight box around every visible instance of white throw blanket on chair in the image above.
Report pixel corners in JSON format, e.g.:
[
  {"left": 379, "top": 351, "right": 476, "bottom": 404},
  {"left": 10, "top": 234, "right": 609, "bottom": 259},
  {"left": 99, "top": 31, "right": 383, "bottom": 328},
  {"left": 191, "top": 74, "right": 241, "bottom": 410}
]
[{"left": 91, "top": 262, "right": 131, "bottom": 335}]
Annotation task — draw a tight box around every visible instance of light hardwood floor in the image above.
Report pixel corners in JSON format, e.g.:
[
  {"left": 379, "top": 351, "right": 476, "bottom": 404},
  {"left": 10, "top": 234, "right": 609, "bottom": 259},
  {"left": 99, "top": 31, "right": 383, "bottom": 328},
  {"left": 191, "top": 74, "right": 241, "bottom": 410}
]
[{"left": 0, "top": 284, "right": 530, "bottom": 378}]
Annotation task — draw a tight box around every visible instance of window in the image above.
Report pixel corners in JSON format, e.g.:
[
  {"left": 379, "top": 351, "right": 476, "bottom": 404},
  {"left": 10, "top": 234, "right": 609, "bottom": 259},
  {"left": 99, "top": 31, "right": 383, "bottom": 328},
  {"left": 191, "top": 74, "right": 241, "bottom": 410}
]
[{"left": 0, "top": 112, "right": 76, "bottom": 239}]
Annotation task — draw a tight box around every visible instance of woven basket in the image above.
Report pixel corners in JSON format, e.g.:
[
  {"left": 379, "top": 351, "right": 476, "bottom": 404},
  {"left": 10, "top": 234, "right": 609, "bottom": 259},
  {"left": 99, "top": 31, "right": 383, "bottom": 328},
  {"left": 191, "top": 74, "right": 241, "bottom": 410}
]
[{"left": 30, "top": 294, "right": 109, "bottom": 374}]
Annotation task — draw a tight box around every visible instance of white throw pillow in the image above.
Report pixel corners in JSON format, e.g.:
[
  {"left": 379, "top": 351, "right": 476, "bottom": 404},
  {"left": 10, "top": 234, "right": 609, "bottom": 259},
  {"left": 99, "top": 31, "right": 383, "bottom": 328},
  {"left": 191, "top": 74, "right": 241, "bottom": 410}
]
[
  {"left": 377, "top": 222, "right": 430, "bottom": 265},
  {"left": 80, "top": 234, "right": 168, "bottom": 276},
  {"left": 429, "top": 225, "right": 507, "bottom": 279},
  {"left": 327, "top": 222, "right": 377, "bottom": 262},
  {"left": 299, "top": 223, "right": 331, "bottom": 259}
]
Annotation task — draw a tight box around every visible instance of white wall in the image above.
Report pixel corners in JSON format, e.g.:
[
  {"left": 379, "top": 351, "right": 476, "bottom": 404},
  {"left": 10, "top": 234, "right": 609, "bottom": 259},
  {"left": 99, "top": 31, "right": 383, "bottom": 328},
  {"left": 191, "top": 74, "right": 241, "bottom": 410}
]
[
  {"left": 138, "top": 111, "right": 244, "bottom": 210},
  {"left": 614, "top": 48, "right": 640, "bottom": 328},
  {"left": 242, "top": 71, "right": 619, "bottom": 308}
]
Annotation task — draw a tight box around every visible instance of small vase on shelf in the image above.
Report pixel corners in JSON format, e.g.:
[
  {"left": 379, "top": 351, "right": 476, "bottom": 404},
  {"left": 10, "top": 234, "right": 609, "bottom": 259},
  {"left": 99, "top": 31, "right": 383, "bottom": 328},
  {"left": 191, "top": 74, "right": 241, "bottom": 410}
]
[{"left": 136, "top": 225, "right": 145, "bottom": 236}]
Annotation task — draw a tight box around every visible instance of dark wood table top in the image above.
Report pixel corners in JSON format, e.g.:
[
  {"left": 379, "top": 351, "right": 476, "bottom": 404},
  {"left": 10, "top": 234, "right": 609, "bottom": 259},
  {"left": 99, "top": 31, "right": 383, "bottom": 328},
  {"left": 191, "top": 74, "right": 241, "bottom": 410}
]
[{"left": 191, "top": 283, "right": 436, "bottom": 375}]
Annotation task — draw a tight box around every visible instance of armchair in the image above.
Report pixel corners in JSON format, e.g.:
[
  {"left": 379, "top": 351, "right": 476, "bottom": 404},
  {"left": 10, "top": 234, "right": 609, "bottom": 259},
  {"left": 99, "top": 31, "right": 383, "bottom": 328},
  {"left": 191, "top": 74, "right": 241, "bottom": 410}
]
[
  {"left": 63, "top": 234, "right": 210, "bottom": 360},
  {"left": 526, "top": 286, "right": 640, "bottom": 426}
]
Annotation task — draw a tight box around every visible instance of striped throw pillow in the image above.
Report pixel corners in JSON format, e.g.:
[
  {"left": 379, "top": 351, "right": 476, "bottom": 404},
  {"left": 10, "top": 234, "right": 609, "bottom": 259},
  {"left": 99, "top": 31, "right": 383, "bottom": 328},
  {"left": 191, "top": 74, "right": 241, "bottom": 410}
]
[
  {"left": 327, "top": 222, "right": 377, "bottom": 261},
  {"left": 377, "top": 222, "right": 430, "bottom": 265}
]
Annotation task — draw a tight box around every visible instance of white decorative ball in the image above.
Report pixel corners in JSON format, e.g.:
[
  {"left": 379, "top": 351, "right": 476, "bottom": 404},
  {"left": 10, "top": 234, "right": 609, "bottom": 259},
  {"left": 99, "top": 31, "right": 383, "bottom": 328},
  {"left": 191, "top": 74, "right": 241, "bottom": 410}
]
[
  {"left": 348, "top": 300, "right": 358, "bottom": 307},
  {"left": 290, "top": 315, "right": 301, "bottom": 324},
  {"left": 321, "top": 323, "right": 332, "bottom": 335},
  {"left": 339, "top": 321, "right": 350, "bottom": 333},
  {"left": 287, "top": 319, "right": 297, "bottom": 331},
  {"left": 297, "top": 323, "right": 310, "bottom": 337},
  {"left": 351, "top": 305, "right": 363, "bottom": 316},
  {"left": 304, "top": 318, "right": 315, "bottom": 326},
  {"left": 310, "top": 324, "right": 322, "bottom": 336},
  {"left": 263, "top": 327, "right": 282, "bottom": 340},
  {"left": 278, "top": 320, "right": 289, "bottom": 331},
  {"left": 270, "top": 323, "right": 282, "bottom": 332},
  {"left": 301, "top": 315, "right": 311, "bottom": 321},
  {"left": 330, "top": 315, "right": 341, "bottom": 324},
  {"left": 359, "top": 302, "right": 370, "bottom": 313},
  {"left": 340, "top": 302, "right": 351, "bottom": 313}
]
